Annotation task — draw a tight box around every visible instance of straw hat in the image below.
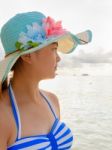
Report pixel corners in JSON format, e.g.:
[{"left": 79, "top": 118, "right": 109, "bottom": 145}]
[{"left": 0, "top": 11, "right": 92, "bottom": 84}]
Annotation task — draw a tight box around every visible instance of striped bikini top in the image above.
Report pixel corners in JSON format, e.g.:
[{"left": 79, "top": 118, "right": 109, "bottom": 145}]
[{"left": 7, "top": 84, "right": 73, "bottom": 150}]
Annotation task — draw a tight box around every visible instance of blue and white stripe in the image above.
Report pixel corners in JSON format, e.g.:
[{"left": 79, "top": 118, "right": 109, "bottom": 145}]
[{"left": 7, "top": 84, "right": 73, "bottom": 150}]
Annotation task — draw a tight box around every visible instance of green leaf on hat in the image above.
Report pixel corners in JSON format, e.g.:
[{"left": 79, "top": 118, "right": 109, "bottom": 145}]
[
  {"left": 27, "top": 41, "right": 40, "bottom": 48},
  {"left": 15, "top": 41, "right": 24, "bottom": 50}
]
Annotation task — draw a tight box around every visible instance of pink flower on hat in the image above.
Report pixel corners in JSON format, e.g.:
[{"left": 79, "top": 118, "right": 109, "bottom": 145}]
[
  {"left": 43, "top": 16, "right": 66, "bottom": 38},
  {"left": 15, "top": 16, "right": 67, "bottom": 51}
]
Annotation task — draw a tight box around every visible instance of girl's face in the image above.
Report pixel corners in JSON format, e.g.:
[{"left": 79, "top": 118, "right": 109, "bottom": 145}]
[{"left": 30, "top": 42, "right": 61, "bottom": 80}]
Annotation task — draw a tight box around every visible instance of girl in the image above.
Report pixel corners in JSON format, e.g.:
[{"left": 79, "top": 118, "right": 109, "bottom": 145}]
[{"left": 0, "top": 11, "right": 92, "bottom": 149}]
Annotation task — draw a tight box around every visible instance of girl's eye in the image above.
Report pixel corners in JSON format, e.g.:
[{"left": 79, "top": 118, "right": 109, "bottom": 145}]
[{"left": 52, "top": 48, "right": 57, "bottom": 51}]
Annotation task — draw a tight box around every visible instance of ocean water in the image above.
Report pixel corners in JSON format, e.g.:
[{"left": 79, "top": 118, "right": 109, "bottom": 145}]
[{"left": 40, "top": 64, "right": 112, "bottom": 150}]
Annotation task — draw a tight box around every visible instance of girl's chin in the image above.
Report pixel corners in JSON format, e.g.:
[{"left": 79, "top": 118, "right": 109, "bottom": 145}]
[
  {"left": 44, "top": 70, "right": 58, "bottom": 79},
  {"left": 50, "top": 72, "right": 58, "bottom": 78},
  {"left": 44, "top": 73, "right": 57, "bottom": 80}
]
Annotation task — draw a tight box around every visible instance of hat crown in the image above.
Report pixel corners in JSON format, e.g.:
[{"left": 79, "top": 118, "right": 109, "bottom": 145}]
[{"left": 0, "top": 11, "right": 46, "bottom": 55}]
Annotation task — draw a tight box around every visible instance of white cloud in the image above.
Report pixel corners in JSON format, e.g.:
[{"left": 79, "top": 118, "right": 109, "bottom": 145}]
[{"left": 58, "top": 47, "right": 112, "bottom": 68}]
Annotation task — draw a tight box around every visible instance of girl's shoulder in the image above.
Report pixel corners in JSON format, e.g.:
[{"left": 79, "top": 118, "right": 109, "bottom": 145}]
[{"left": 40, "top": 89, "right": 60, "bottom": 119}]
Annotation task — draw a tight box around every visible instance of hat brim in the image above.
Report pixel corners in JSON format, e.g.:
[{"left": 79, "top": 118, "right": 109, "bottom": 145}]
[
  {"left": 20, "top": 30, "right": 92, "bottom": 55},
  {"left": 0, "top": 52, "right": 21, "bottom": 84},
  {"left": 0, "top": 30, "right": 92, "bottom": 84}
]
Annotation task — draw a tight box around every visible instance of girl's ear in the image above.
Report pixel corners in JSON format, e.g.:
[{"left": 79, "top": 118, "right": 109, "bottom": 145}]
[{"left": 20, "top": 54, "right": 32, "bottom": 64}]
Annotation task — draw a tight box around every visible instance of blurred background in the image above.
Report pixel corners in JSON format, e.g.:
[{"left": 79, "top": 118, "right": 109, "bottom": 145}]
[{"left": 0, "top": 0, "right": 112, "bottom": 149}]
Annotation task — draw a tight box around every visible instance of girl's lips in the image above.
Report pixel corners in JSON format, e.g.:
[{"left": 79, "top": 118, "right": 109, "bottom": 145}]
[{"left": 55, "top": 66, "right": 57, "bottom": 70}]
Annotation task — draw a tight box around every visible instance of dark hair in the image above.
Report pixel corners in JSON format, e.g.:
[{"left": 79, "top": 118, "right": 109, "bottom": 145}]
[
  {"left": 12, "top": 57, "right": 22, "bottom": 70},
  {"left": 0, "top": 77, "right": 9, "bottom": 99},
  {"left": 2, "top": 77, "right": 9, "bottom": 91}
]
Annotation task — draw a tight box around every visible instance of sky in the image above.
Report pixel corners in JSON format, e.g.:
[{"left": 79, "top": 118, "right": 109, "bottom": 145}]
[{"left": 0, "top": 0, "right": 112, "bottom": 62}]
